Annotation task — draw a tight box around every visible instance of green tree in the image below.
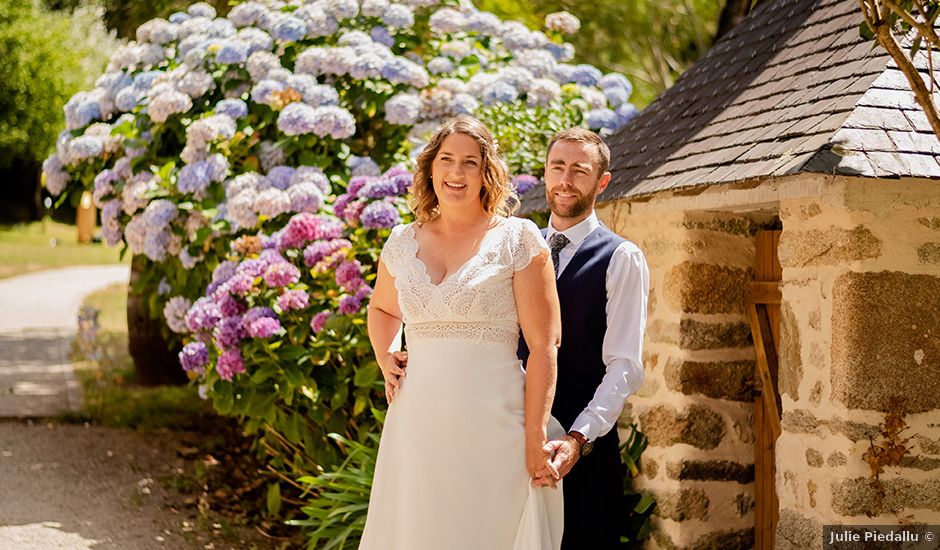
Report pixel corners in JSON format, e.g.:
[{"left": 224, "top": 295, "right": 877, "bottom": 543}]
[
  {"left": 0, "top": 0, "right": 116, "bottom": 221},
  {"left": 478, "top": 0, "right": 721, "bottom": 107}
]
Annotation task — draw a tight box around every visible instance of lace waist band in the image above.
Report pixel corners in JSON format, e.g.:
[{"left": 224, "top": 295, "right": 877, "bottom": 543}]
[{"left": 405, "top": 322, "right": 519, "bottom": 345}]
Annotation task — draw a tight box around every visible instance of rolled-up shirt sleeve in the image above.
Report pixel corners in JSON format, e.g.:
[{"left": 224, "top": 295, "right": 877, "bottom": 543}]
[{"left": 568, "top": 242, "right": 649, "bottom": 441}]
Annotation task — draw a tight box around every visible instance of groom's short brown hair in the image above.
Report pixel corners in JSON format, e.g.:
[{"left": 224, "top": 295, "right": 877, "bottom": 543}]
[{"left": 546, "top": 128, "right": 610, "bottom": 177}]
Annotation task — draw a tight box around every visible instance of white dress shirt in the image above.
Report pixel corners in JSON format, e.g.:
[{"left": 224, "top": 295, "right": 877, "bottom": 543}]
[{"left": 546, "top": 212, "right": 649, "bottom": 442}]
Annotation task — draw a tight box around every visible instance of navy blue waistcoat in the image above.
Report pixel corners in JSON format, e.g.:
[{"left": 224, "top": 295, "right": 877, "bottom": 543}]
[{"left": 519, "top": 224, "right": 625, "bottom": 430}]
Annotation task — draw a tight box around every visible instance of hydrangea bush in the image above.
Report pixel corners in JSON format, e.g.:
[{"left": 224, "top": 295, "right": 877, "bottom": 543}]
[{"left": 42, "top": 0, "right": 637, "bottom": 538}]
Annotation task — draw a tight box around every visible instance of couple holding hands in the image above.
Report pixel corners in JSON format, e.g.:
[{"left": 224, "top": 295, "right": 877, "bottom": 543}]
[{"left": 360, "top": 116, "right": 649, "bottom": 550}]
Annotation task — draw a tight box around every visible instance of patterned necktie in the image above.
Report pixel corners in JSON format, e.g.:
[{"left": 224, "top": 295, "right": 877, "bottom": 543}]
[{"left": 548, "top": 233, "right": 570, "bottom": 274}]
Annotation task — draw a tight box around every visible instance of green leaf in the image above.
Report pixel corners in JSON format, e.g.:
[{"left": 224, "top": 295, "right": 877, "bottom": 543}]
[
  {"left": 353, "top": 360, "right": 379, "bottom": 387},
  {"left": 266, "top": 482, "right": 282, "bottom": 516}
]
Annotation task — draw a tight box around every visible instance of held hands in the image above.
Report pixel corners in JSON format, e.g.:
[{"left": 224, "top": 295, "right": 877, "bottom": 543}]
[
  {"left": 531, "top": 436, "right": 581, "bottom": 489},
  {"left": 379, "top": 350, "right": 408, "bottom": 404}
]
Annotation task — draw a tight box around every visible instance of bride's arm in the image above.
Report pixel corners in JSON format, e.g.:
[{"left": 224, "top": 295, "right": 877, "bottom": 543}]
[
  {"left": 368, "top": 260, "right": 405, "bottom": 403},
  {"left": 513, "top": 249, "right": 562, "bottom": 478}
]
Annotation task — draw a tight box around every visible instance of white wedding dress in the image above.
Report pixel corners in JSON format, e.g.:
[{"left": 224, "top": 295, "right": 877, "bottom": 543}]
[{"left": 359, "top": 216, "right": 564, "bottom": 550}]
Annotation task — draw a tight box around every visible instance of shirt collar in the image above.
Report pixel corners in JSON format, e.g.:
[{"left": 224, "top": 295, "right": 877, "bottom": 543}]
[{"left": 547, "top": 211, "right": 599, "bottom": 248}]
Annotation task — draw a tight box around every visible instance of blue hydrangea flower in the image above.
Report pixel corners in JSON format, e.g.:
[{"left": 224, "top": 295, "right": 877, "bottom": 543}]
[
  {"left": 546, "top": 43, "right": 576, "bottom": 62},
  {"left": 287, "top": 182, "right": 325, "bottom": 213},
  {"left": 427, "top": 57, "right": 455, "bottom": 75},
  {"left": 572, "top": 64, "right": 603, "bottom": 87},
  {"left": 216, "top": 39, "right": 250, "bottom": 64},
  {"left": 385, "top": 93, "right": 421, "bottom": 125},
  {"left": 482, "top": 81, "right": 519, "bottom": 106},
  {"left": 250, "top": 79, "right": 285, "bottom": 106},
  {"left": 466, "top": 11, "right": 501, "bottom": 35},
  {"left": 325, "top": 0, "right": 359, "bottom": 20},
  {"left": 603, "top": 86, "right": 629, "bottom": 108},
  {"left": 381, "top": 57, "right": 429, "bottom": 88},
  {"left": 215, "top": 98, "right": 248, "bottom": 119},
  {"left": 237, "top": 27, "right": 273, "bottom": 54},
  {"left": 168, "top": 11, "right": 190, "bottom": 24},
  {"left": 371, "top": 25, "right": 395, "bottom": 47},
  {"left": 64, "top": 93, "right": 101, "bottom": 130},
  {"left": 228, "top": 2, "right": 267, "bottom": 27},
  {"left": 348, "top": 156, "right": 382, "bottom": 177},
  {"left": 292, "top": 166, "right": 331, "bottom": 194},
  {"left": 68, "top": 136, "right": 105, "bottom": 163},
  {"left": 453, "top": 93, "right": 479, "bottom": 115},
  {"left": 273, "top": 16, "right": 307, "bottom": 42},
  {"left": 277, "top": 102, "right": 319, "bottom": 136},
  {"left": 350, "top": 54, "right": 386, "bottom": 80},
  {"left": 381, "top": 4, "right": 414, "bottom": 29},
  {"left": 616, "top": 103, "right": 639, "bottom": 126},
  {"left": 187, "top": 2, "right": 216, "bottom": 18},
  {"left": 311, "top": 106, "right": 357, "bottom": 139},
  {"left": 298, "top": 8, "right": 339, "bottom": 38},
  {"left": 584, "top": 108, "right": 621, "bottom": 131},
  {"left": 429, "top": 8, "right": 466, "bottom": 35}
]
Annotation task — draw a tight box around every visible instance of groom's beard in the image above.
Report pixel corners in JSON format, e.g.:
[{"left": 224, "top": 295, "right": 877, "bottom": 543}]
[{"left": 547, "top": 184, "right": 597, "bottom": 220}]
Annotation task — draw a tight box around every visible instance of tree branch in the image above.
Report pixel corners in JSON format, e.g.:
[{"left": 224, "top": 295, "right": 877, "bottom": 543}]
[
  {"left": 881, "top": 0, "right": 940, "bottom": 48},
  {"left": 873, "top": 21, "right": 940, "bottom": 139}
]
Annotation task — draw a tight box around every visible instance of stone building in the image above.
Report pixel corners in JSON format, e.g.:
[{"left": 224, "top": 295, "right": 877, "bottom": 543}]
[{"left": 521, "top": 0, "right": 940, "bottom": 547}]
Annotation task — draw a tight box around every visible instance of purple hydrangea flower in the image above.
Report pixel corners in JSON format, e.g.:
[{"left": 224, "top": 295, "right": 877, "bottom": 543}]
[
  {"left": 360, "top": 200, "right": 401, "bottom": 229},
  {"left": 212, "top": 260, "right": 238, "bottom": 285},
  {"left": 292, "top": 166, "right": 331, "bottom": 194},
  {"left": 348, "top": 156, "right": 381, "bottom": 177},
  {"left": 215, "top": 292, "right": 246, "bottom": 317},
  {"left": 263, "top": 261, "right": 301, "bottom": 288},
  {"left": 247, "top": 316, "right": 281, "bottom": 338},
  {"left": 277, "top": 289, "right": 310, "bottom": 312},
  {"left": 186, "top": 297, "right": 222, "bottom": 332},
  {"left": 335, "top": 260, "right": 363, "bottom": 291},
  {"left": 216, "top": 349, "right": 246, "bottom": 380},
  {"left": 279, "top": 212, "right": 327, "bottom": 249},
  {"left": 355, "top": 285, "right": 373, "bottom": 302},
  {"left": 179, "top": 342, "right": 209, "bottom": 374},
  {"left": 310, "top": 311, "right": 331, "bottom": 333},
  {"left": 358, "top": 177, "right": 400, "bottom": 199},
  {"left": 381, "top": 4, "right": 414, "bottom": 28},
  {"left": 237, "top": 258, "right": 267, "bottom": 278},
  {"left": 215, "top": 315, "right": 246, "bottom": 349},
  {"left": 304, "top": 239, "right": 352, "bottom": 267},
  {"left": 338, "top": 294, "right": 362, "bottom": 314},
  {"left": 225, "top": 272, "right": 255, "bottom": 296},
  {"left": 512, "top": 174, "right": 541, "bottom": 195},
  {"left": 264, "top": 167, "right": 293, "bottom": 191}
]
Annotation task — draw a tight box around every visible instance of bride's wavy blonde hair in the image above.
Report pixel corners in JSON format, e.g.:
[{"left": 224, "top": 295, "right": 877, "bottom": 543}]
[{"left": 409, "top": 116, "right": 517, "bottom": 224}]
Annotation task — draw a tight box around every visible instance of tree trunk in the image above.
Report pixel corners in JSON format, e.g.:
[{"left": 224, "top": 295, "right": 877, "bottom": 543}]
[{"left": 127, "top": 255, "right": 187, "bottom": 386}]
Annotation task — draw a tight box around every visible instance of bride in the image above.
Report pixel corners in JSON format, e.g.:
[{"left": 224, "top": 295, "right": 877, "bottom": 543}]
[{"left": 360, "top": 115, "right": 564, "bottom": 549}]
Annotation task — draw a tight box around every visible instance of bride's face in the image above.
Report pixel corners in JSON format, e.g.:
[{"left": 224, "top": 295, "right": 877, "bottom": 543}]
[{"left": 430, "top": 133, "right": 484, "bottom": 210}]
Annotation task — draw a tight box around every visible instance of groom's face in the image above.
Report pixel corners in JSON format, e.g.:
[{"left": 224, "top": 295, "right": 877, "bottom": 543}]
[{"left": 544, "top": 140, "right": 611, "bottom": 221}]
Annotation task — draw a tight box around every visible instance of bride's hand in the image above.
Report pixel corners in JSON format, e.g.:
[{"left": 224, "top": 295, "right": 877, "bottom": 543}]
[
  {"left": 379, "top": 351, "right": 407, "bottom": 403},
  {"left": 525, "top": 437, "right": 553, "bottom": 481}
]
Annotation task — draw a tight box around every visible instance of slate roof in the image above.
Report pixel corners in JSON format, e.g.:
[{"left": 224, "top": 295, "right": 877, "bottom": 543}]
[{"left": 519, "top": 0, "right": 940, "bottom": 213}]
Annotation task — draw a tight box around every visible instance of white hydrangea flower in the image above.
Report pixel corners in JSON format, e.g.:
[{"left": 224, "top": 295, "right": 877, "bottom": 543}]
[{"left": 545, "top": 11, "right": 580, "bottom": 35}]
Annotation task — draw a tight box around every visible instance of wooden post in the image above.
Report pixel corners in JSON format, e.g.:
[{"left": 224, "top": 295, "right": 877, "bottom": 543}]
[{"left": 77, "top": 191, "right": 96, "bottom": 243}]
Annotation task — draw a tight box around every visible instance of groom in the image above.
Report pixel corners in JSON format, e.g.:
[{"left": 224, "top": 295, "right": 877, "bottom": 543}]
[{"left": 520, "top": 127, "right": 649, "bottom": 549}]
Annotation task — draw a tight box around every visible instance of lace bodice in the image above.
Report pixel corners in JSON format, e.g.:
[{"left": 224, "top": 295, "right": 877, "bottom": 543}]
[{"left": 379, "top": 216, "right": 549, "bottom": 345}]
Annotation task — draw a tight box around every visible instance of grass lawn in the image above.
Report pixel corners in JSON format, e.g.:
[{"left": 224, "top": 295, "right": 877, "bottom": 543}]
[{"left": 0, "top": 219, "right": 127, "bottom": 280}]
